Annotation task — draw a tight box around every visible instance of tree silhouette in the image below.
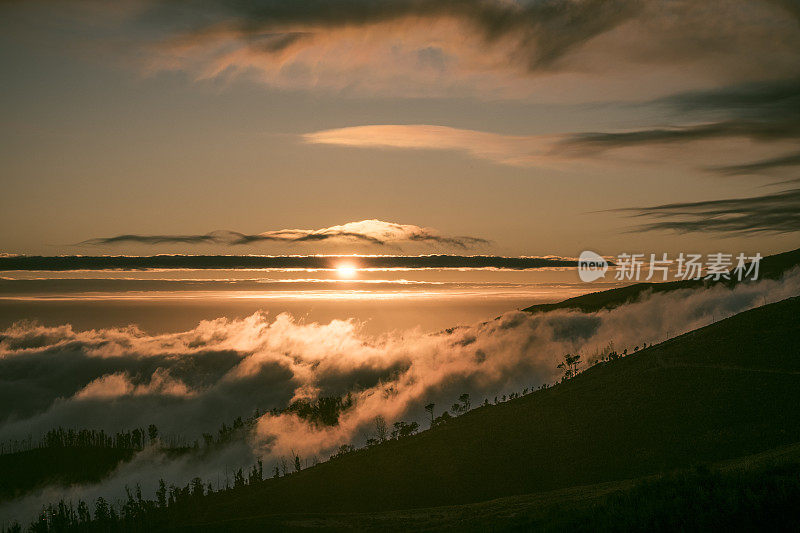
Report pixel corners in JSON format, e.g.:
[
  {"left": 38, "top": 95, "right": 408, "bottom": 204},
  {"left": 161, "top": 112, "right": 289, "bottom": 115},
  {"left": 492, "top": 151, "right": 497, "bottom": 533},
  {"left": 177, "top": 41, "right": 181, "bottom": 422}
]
[
  {"left": 147, "top": 424, "right": 159, "bottom": 444},
  {"left": 156, "top": 479, "right": 167, "bottom": 508},
  {"left": 557, "top": 353, "right": 582, "bottom": 381},
  {"left": 294, "top": 454, "right": 302, "bottom": 473},
  {"left": 459, "top": 393, "right": 471, "bottom": 412},
  {"left": 391, "top": 421, "right": 419, "bottom": 439},
  {"left": 425, "top": 403, "right": 435, "bottom": 427},
  {"left": 374, "top": 415, "right": 388, "bottom": 442},
  {"left": 433, "top": 411, "right": 453, "bottom": 427}
]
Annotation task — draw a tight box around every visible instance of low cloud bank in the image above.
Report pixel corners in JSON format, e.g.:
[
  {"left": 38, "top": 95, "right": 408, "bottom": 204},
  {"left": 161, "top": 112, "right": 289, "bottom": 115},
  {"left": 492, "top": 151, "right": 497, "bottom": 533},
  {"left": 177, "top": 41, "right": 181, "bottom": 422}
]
[{"left": 0, "top": 254, "right": 574, "bottom": 272}]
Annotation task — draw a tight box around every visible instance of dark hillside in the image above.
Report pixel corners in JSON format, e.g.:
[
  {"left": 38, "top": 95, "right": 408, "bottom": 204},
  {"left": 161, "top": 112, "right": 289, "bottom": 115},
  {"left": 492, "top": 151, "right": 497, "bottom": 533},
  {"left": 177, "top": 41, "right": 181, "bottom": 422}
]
[
  {"left": 188, "top": 296, "right": 800, "bottom": 522},
  {"left": 0, "top": 447, "right": 134, "bottom": 501}
]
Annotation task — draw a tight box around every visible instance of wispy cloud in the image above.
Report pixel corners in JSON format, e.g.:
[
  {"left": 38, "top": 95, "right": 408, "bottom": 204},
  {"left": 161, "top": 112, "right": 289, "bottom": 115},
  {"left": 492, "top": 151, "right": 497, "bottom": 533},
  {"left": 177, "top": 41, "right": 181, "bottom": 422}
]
[
  {"left": 615, "top": 188, "right": 800, "bottom": 234},
  {"left": 164, "top": 0, "right": 639, "bottom": 68},
  {"left": 706, "top": 151, "right": 800, "bottom": 176},
  {"left": 143, "top": 0, "right": 640, "bottom": 96},
  {"left": 6, "top": 0, "right": 787, "bottom": 99},
  {"left": 659, "top": 77, "right": 800, "bottom": 117},
  {"left": 1, "top": 0, "right": 798, "bottom": 103},
  {"left": 303, "top": 79, "right": 800, "bottom": 169},
  {"left": 79, "top": 219, "right": 489, "bottom": 249},
  {"left": 555, "top": 78, "right": 800, "bottom": 154},
  {"left": 555, "top": 120, "right": 800, "bottom": 154},
  {"left": 81, "top": 233, "right": 223, "bottom": 245},
  {"left": 304, "top": 125, "right": 553, "bottom": 167}
]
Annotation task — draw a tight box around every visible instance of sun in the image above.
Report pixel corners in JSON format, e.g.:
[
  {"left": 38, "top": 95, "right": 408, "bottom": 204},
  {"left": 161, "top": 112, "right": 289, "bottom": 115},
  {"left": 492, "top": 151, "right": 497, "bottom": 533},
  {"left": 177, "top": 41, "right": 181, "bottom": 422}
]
[{"left": 335, "top": 262, "right": 358, "bottom": 278}]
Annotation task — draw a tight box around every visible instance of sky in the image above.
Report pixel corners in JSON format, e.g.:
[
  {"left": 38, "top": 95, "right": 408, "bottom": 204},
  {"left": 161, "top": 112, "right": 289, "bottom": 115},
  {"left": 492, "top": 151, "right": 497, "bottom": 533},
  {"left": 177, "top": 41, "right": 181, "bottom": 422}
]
[
  {"left": 2, "top": 3, "right": 800, "bottom": 522},
  {"left": 1, "top": 0, "right": 799, "bottom": 258}
]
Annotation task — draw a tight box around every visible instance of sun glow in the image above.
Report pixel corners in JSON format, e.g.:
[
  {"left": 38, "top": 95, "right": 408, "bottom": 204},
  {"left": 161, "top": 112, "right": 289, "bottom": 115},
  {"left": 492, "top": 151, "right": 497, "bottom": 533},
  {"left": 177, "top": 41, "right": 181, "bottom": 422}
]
[{"left": 335, "top": 262, "right": 358, "bottom": 278}]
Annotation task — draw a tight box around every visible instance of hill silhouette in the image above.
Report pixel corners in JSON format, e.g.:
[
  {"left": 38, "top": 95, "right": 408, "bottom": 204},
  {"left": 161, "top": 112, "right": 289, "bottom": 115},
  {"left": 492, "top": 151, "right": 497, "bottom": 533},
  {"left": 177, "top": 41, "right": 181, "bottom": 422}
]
[
  {"left": 144, "top": 295, "right": 800, "bottom": 529},
  {"left": 523, "top": 247, "right": 800, "bottom": 314}
]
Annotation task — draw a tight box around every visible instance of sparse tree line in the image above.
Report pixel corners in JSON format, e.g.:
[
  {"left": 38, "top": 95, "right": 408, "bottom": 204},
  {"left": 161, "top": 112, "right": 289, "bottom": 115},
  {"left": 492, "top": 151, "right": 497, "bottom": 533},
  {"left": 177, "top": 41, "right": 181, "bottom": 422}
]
[
  {"left": 0, "top": 426, "right": 160, "bottom": 456},
  {"left": 0, "top": 390, "right": 474, "bottom": 532},
  {"left": 1, "top": 394, "right": 356, "bottom": 458},
  {"left": 556, "top": 340, "right": 654, "bottom": 382},
  {"left": 6, "top": 451, "right": 800, "bottom": 532}
]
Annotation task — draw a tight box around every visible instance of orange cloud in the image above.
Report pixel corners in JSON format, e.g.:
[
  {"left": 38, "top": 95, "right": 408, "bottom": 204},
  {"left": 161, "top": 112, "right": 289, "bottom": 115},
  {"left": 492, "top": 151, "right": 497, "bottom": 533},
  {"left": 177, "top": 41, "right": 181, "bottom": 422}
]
[
  {"left": 75, "top": 369, "right": 193, "bottom": 400},
  {"left": 138, "top": 0, "right": 800, "bottom": 99},
  {"left": 304, "top": 124, "right": 556, "bottom": 166}
]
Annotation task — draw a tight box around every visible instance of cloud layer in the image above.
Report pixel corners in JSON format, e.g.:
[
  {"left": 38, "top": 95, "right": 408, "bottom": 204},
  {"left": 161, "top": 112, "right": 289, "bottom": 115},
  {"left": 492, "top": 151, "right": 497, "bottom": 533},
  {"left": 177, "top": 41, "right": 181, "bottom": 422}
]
[
  {"left": 147, "top": 0, "right": 800, "bottom": 98},
  {"left": 0, "top": 254, "right": 576, "bottom": 272},
  {"left": 144, "top": 0, "right": 639, "bottom": 96},
  {"left": 5, "top": 0, "right": 799, "bottom": 99},
  {"left": 79, "top": 219, "right": 489, "bottom": 250},
  {"left": 1, "top": 266, "right": 799, "bottom": 523}
]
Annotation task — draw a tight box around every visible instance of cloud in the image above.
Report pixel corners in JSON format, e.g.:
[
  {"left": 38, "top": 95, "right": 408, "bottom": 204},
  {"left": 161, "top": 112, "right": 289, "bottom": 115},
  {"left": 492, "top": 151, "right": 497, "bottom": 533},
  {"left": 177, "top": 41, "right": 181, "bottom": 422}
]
[
  {"left": 146, "top": 1, "right": 800, "bottom": 98},
  {"left": 554, "top": 78, "right": 800, "bottom": 154},
  {"left": 302, "top": 78, "right": 800, "bottom": 169},
  {"left": 5, "top": 0, "right": 797, "bottom": 99},
  {"left": 143, "top": 0, "right": 640, "bottom": 95},
  {"left": 78, "top": 219, "right": 490, "bottom": 249},
  {"left": 706, "top": 151, "right": 800, "bottom": 176},
  {"left": 766, "top": 0, "right": 800, "bottom": 21},
  {"left": 1, "top": 266, "right": 799, "bottom": 525},
  {"left": 554, "top": 120, "right": 800, "bottom": 154},
  {"left": 659, "top": 77, "right": 800, "bottom": 118},
  {"left": 615, "top": 188, "right": 800, "bottom": 234},
  {"left": 304, "top": 124, "right": 554, "bottom": 166},
  {"left": 75, "top": 369, "right": 193, "bottom": 400},
  {"left": 80, "top": 233, "right": 222, "bottom": 245},
  {"left": 0, "top": 254, "right": 577, "bottom": 272}
]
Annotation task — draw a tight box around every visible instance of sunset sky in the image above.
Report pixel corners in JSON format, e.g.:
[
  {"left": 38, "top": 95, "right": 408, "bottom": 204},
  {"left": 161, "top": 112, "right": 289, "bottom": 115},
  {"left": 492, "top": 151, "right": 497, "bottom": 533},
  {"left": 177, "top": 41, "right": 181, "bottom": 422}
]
[
  {"left": 3, "top": 5, "right": 800, "bottom": 527},
  {"left": 2, "top": 0, "right": 799, "bottom": 257}
]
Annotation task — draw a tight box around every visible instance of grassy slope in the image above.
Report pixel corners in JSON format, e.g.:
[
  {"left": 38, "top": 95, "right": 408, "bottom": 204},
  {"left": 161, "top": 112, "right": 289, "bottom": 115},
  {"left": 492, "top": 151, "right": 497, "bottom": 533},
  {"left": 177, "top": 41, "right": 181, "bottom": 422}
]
[
  {"left": 169, "top": 443, "right": 800, "bottom": 532},
  {"left": 523, "top": 247, "right": 800, "bottom": 314},
  {"left": 188, "top": 296, "right": 800, "bottom": 524}
]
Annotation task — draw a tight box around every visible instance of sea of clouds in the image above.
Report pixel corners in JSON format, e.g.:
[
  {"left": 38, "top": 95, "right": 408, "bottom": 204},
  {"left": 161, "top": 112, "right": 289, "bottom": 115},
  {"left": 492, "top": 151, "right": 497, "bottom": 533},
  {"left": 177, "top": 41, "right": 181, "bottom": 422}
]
[{"left": 1, "top": 267, "right": 799, "bottom": 523}]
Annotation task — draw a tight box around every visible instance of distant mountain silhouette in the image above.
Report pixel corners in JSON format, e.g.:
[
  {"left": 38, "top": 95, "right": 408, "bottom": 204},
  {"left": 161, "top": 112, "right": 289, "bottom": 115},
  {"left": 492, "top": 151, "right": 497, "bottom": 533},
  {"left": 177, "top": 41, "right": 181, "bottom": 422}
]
[{"left": 523, "top": 247, "right": 800, "bottom": 314}]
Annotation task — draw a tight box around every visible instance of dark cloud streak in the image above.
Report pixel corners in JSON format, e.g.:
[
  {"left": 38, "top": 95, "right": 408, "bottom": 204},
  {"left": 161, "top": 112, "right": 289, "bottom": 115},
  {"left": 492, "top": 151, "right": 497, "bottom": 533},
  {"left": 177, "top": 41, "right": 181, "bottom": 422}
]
[
  {"left": 706, "top": 151, "right": 800, "bottom": 176},
  {"left": 615, "top": 188, "right": 800, "bottom": 234},
  {"left": 0, "top": 255, "right": 578, "bottom": 272},
  {"left": 659, "top": 77, "right": 800, "bottom": 118},
  {"left": 556, "top": 120, "right": 800, "bottom": 153},
  {"left": 77, "top": 220, "right": 490, "bottom": 250},
  {"left": 555, "top": 78, "right": 800, "bottom": 154},
  {"left": 155, "top": 0, "right": 640, "bottom": 71}
]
